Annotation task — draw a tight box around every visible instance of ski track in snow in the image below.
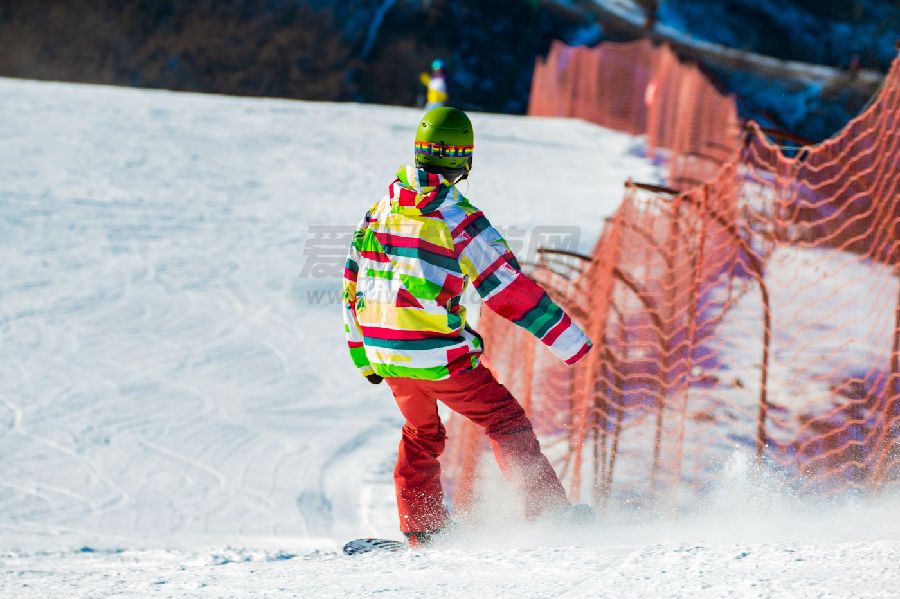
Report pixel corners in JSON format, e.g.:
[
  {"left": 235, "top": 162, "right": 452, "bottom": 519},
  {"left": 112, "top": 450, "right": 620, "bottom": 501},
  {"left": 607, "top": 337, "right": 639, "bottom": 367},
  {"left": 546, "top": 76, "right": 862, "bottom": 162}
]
[{"left": 3, "top": 77, "right": 898, "bottom": 597}]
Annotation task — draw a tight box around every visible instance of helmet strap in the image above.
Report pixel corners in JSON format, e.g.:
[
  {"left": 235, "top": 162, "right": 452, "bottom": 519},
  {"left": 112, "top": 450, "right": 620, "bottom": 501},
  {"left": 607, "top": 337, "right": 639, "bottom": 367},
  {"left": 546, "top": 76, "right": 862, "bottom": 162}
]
[
  {"left": 449, "top": 171, "right": 467, "bottom": 185},
  {"left": 450, "top": 157, "right": 472, "bottom": 184},
  {"left": 417, "top": 159, "right": 471, "bottom": 185}
]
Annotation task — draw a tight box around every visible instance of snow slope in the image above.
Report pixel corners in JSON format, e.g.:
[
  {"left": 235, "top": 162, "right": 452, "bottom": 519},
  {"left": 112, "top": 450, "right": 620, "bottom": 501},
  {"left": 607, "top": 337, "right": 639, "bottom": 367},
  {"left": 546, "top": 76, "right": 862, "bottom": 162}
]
[{"left": 1, "top": 78, "right": 899, "bottom": 597}]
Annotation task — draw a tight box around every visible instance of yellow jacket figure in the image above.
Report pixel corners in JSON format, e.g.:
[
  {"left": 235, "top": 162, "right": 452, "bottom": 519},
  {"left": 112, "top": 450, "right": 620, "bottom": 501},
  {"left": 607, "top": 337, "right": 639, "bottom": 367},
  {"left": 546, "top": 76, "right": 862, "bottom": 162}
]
[{"left": 420, "top": 59, "right": 448, "bottom": 109}]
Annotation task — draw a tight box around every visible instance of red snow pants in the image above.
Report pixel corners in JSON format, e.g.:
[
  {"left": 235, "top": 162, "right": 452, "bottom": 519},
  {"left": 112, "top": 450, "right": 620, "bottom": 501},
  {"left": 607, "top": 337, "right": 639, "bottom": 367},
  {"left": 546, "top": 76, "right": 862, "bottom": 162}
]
[{"left": 385, "top": 364, "right": 568, "bottom": 533}]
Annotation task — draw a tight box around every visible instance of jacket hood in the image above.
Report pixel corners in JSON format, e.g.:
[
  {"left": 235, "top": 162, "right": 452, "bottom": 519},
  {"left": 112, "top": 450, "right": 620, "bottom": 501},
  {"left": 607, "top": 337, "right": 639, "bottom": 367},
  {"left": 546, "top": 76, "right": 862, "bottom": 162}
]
[{"left": 389, "top": 165, "right": 456, "bottom": 215}]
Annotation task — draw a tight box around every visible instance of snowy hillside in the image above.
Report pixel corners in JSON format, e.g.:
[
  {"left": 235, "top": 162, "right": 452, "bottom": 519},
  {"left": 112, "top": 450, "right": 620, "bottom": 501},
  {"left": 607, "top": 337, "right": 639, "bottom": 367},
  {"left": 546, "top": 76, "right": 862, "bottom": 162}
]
[{"left": 2, "top": 78, "right": 899, "bottom": 597}]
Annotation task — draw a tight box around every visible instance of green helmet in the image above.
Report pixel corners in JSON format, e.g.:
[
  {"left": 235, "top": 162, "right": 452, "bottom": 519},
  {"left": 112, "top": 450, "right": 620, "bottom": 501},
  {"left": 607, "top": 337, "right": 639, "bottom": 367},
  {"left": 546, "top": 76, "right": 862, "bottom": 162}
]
[{"left": 415, "top": 107, "right": 474, "bottom": 180}]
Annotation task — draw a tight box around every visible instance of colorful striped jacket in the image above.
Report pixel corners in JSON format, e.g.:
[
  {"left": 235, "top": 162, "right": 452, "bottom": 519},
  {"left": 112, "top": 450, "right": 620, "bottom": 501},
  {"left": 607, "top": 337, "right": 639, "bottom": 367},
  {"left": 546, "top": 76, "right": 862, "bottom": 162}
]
[{"left": 342, "top": 165, "right": 592, "bottom": 380}]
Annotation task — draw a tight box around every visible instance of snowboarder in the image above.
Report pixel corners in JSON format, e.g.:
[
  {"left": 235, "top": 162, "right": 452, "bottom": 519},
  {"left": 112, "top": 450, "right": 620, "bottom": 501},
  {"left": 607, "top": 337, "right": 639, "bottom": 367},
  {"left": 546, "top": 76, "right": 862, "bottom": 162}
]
[
  {"left": 419, "top": 59, "right": 449, "bottom": 110},
  {"left": 341, "top": 107, "right": 593, "bottom": 547}
]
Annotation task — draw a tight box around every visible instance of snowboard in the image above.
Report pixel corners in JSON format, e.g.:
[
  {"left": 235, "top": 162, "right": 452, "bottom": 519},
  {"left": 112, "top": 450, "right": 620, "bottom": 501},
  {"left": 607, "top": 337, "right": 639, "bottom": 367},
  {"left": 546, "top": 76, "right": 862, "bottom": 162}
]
[{"left": 342, "top": 538, "right": 407, "bottom": 556}]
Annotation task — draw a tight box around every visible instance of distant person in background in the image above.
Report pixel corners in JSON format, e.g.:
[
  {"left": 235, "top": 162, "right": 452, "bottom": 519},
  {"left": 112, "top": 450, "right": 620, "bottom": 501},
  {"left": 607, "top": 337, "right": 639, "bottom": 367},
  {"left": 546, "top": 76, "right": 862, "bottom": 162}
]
[
  {"left": 848, "top": 54, "right": 861, "bottom": 79},
  {"left": 636, "top": 0, "right": 658, "bottom": 31},
  {"left": 419, "top": 59, "right": 448, "bottom": 109}
]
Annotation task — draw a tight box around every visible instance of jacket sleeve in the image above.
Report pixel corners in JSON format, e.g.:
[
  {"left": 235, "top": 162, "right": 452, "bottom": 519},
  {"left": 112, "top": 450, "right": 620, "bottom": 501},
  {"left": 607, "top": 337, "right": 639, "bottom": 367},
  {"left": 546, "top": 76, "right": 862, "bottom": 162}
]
[
  {"left": 453, "top": 211, "right": 593, "bottom": 365},
  {"left": 342, "top": 214, "right": 376, "bottom": 378}
]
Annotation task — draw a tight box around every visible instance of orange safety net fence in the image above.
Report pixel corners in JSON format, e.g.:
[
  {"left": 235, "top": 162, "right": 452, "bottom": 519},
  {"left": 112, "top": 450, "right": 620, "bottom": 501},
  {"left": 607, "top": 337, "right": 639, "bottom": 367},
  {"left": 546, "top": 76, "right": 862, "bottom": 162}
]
[
  {"left": 442, "top": 44, "right": 900, "bottom": 513},
  {"left": 528, "top": 39, "right": 741, "bottom": 192}
]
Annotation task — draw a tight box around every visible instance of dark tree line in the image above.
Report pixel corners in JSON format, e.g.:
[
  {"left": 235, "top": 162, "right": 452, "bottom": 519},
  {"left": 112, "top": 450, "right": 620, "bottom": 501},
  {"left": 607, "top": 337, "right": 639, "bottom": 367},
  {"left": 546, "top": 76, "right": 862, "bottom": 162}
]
[
  {"left": 0, "top": 1, "right": 355, "bottom": 100},
  {"left": 0, "top": 0, "right": 586, "bottom": 112},
  {"left": 3, "top": 0, "right": 890, "bottom": 138}
]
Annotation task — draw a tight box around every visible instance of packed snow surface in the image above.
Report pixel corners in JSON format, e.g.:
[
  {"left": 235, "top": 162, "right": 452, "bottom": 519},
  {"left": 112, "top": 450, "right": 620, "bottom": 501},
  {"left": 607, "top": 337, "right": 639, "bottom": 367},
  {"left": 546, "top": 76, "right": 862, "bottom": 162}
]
[{"left": 1, "top": 78, "right": 898, "bottom": 597}]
